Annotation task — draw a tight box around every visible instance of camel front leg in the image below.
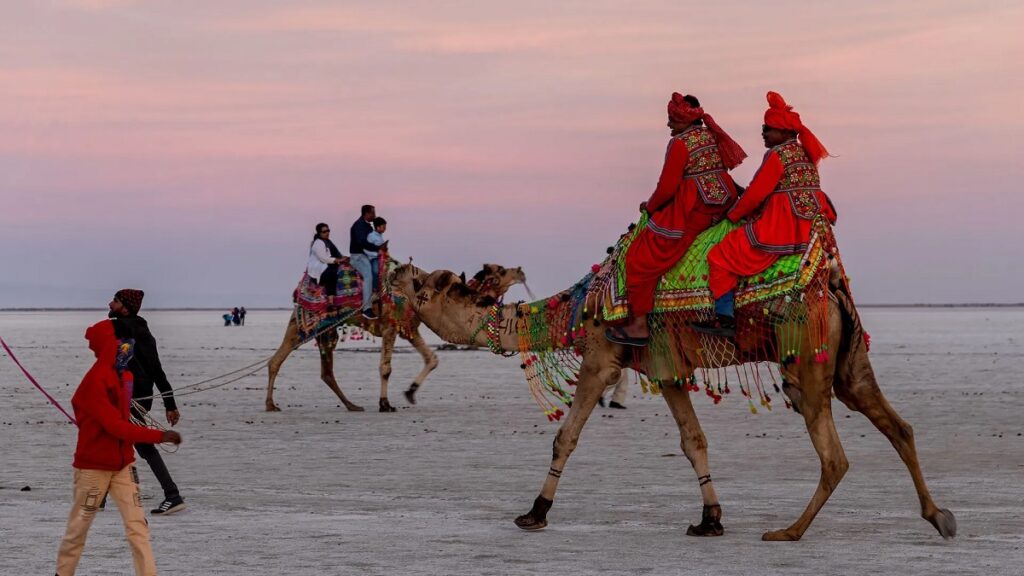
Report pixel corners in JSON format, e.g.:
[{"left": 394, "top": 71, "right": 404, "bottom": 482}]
[
  {"left": 402, "top": 326, "right": 438, "bottom": 405},
  {"left": 319, "top": 334, "right": 365, "bottom": 412},
  {"left": 764, "top": 386, "right": 848, "bottom": 541},
  {"left": 266, "top": 316, "right": 300, "bottom": 411},
  {"left": 514, "top": 360, "right": 618, "bottom": 531},
  {"left": 377, "top": 324, "right": 397, "bottom": 412},
  {"left": 660, "top": 381, "right": 724, "bottom": 536}
]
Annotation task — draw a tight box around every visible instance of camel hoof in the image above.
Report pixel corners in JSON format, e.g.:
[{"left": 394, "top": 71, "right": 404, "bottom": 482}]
[
  {"left": 514, "top": 514, "right": 547, "bottom": 531},
  {"left": 929, "top": 508, "right": 957, "bottom": 539},
  {"left": 378, "top": 398, "right": 396, "bottom": 413},
  {"left": 761, "top": 529, "right": 801, "bottom": 542},
  {"left": 345, "top": 404, "right": 365, "bottom": 412},
  {"left": 265, "top": 403, "right": 281, "bottom": 412},
  {"left": 686, "top": 521, "right": 724, "bottom": 537},
  {"left": 404, "top": 384, "right": 419, "bottom": 405}
]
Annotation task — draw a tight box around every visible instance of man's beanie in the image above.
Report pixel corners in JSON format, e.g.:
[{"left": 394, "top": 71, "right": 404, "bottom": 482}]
[{"left": 114, "top": 289, "right": 145, "bottom": 316}]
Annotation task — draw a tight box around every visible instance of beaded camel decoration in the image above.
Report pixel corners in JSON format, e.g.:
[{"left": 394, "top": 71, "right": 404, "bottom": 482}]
[
  {"left": 265, "top": 261, "right": 527, "bottom": 413},
  {"left": 388, "top": 221, "right": 956, "bottom": 541}
]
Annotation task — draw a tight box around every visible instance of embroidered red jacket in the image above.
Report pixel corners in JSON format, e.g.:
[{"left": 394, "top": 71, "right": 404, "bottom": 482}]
[
  {"left": 646, "top": 126, "right": 739, "bottom": 239},
  {"left": 72, "top": 320, "right": 165, "bottom": 471},
  {"left": 728, "top": 140, "right": 837, "bottom": 254}
]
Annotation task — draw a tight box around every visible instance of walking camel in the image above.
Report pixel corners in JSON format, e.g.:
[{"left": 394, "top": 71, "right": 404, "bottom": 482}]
[
  {"left": 388, "top": 261, "right": 956, "bottom": 541},
  {"left": 265, "top": 264, "right": 527, "bottom": 413}
]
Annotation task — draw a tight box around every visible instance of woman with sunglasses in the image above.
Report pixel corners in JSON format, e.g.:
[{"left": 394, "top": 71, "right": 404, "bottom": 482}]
[{"left": 307, "top": 223, "right": 345, "bottom": 308}]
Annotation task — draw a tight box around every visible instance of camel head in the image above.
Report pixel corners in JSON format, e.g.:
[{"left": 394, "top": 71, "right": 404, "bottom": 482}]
[
  {"left": 390, "top": 264, "right": 499, "bottom": 345},
  {"left": 467, "top": 263, "right": 528, "bottom": 299}
]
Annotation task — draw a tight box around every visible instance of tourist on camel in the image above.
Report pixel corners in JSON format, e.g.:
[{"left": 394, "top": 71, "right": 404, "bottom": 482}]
[
  {"left": 108, "top": 288, "right": 188, "bottom": 516},
  {"left": 606, "top": 93, "right": 747, "bottom": 347},
  {"left": 54, "top": 319, "right": 182, "bottom": 576},
  {"left": 350, "top": 205, "right": 386, "bottom": 320},
  {"left": 307, "top": 222, "right": 345, "bottom": 309},
  {"left": 365, "top": 216, "right": 388, "bottom": 294},
  {"left": 693, "top": 91, "right": 838, "bottom": 337}
]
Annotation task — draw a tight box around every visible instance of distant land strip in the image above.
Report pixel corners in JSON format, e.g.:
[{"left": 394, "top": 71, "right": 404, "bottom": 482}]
[{"left": 2, "top": 304, "right": 1023, "bottom": 312}]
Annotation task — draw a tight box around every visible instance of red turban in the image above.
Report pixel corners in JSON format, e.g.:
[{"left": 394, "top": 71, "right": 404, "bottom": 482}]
[
  {"left": 666, "top": 92, "right": 747, "bottom": 170},
  {"left": 115, "top": 288, "right": 145, "bottom": 316},
  {"left": 763, "top": 91, "right": 829, "bottom": 165}
]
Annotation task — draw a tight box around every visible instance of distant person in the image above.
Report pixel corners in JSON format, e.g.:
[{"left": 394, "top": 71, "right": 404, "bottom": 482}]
[
  {"left": 365, "top": 217, "right": 388, "bottom": 293},
  {"left": 108, "top": 289, "right": 187, "bottom": 516},
  {"left": 231, "top": 307, "right": 240, "bottom": 326},
  {"left": 350, "top": 205, "right": 387, "bottom": 320},
  {"left": 598, "top": 370, "right": 629, "bottom": 409},
  {"left": 239, "top": 307, "right": 247, "bottom": 326},
  {"left": 222, "top": 312, "right": 232, "bottom": 326},
  {"left": 55, "top": 319, "right": 182, "bottom": 576},
  {"left": 307, "top": 222, "right": 345, "bottom": 309}
]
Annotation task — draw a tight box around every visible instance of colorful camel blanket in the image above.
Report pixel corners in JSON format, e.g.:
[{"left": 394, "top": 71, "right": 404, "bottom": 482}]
[
  {"left": 600, "top": 215, "right": 833, "bottom": 322},
  {"left": 293, "top": 260, "right": 364, "bottom": 342}
]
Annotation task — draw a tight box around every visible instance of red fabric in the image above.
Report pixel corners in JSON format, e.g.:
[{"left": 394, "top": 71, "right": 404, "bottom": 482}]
[
  {"left": 71, "top": 320, "right": 164, "bottom": 471},
  {"left": 707, "top": 229, "right": 779, "bottom": 298},
  {"left": 114, "top": 288, "right": 145, "bottom": 316},
  {"left": 666, "top": 93, "right": 746, "bottom": 170},
  {"left": 763, "top": 91, "right": 828, "bottom": 165},
  {"left": 727, "top": 148, "right": 836, "bottom": 254},
  {"left": 628, "top": 131, "right": 739, "bottom": 315},
  {"left": 626, "top": 226, "right": 701, "bottom": 315}
]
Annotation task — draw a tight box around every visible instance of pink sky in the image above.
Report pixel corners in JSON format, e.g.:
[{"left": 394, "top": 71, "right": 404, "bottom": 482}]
[{"left": 2, "top": 0, "right": 1022, "bottom": 307}]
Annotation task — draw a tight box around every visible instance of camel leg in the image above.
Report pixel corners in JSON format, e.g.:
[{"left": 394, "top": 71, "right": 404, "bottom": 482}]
[
  {"left": 660, "top": 381, "right": 724, "bottom": 536},
  {"left": 764, "top": 374, "right": 848, "bottom": 541},
  {"left": 377, "top": 324, "right": 397, "bottom": 412},
  {"left": 319, "top": 332, "right": 365, "bottom": 412},
  {"left": 266, "top": 316, "right": 301, "bottom": 411},
  {"left": 834, "top": 357, "right": 956, "bottom": 538},
  {"left": 403, "top": 325, "right": 438, "bottom": 405},
  {"left": 514, "top": 356, "right": 618, "bottom": 531}
]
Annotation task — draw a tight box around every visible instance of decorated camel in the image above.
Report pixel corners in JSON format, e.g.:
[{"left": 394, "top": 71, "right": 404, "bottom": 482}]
[
  {"left": 388, "top": 218, "right": 955, "bottom": 541},
  {"left": 265, "top": 263, "right": 527, "bottom": 412}
]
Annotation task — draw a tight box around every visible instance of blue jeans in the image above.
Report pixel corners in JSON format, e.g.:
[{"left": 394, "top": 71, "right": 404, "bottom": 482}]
[{"left": 350, "top": 253, "right": 374, "bottom": 311}]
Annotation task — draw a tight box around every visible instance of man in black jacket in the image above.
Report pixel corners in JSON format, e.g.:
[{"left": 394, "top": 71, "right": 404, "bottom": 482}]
[
  {"left": 350, "top": 204, "right": 386, "bottom": 320},
  {"left": 109, "top": 288, "right": 187, "bottom": 515}
]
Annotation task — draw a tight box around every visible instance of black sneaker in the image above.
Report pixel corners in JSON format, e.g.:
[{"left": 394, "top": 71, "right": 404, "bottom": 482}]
[
  {"left": 689, "top": 315, "right": 737, "bottom": 338},
  {"left": 361, "top": 308, "right": 378, "bottom": 320},
  {"left": 608, "top": 401, "right": 627, "bottom": 409},
  {"left": 151, "top": 497, "right": 186, "bottom": 515}
]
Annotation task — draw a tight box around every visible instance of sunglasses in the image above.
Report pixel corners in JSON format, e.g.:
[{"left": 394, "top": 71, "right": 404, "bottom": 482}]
[{"left": 320, "top": 229, "right": 331, "bottom": 233}]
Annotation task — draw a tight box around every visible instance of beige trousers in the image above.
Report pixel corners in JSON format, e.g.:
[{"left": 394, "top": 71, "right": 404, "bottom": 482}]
[
  {"left": 56, "top": 465, "right": 157, "bottom": 576},
  {"left": 604, "top": 371, "right": 629, "bottom": 404}
]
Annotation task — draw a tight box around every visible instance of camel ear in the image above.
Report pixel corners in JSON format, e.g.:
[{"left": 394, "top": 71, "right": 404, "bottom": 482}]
[{"left": 459, "top": 271, "right": 467, "bottom": 284}]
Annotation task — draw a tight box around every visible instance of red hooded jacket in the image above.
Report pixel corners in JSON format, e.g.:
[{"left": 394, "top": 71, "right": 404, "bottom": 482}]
[{"left": 71, "top": 320, "right": 165, "bottom": 470}]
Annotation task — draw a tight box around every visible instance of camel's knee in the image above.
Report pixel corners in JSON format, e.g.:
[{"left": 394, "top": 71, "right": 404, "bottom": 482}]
[
  {"left": 551, "top": 429, "right": 578, "bottom": 462},
  {"left": 426, "top": 354, "right": 439, "bottom": 370},
  {"left": 822, "top": 455, "right": 849, "bottom": 491},
  {"left": 679, "top": 431, "right": 709, "bottom": 464}
]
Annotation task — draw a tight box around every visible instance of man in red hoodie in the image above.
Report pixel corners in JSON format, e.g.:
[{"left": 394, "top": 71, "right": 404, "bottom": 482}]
[{"left": 55, "top": 319, "right": 182, "bottom": 576}]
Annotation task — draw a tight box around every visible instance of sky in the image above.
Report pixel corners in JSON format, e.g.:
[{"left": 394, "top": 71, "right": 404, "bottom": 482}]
[{"left": 1, "top": 0, "right": 1022, "bottom": 308}]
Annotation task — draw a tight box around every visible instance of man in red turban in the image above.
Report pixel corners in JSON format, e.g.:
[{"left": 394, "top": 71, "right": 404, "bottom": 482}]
[
  {"left": 607, "top": 93, "right": 747, "bottom": 346},
  {"left": 694, "top": 92, "right": 837, "bottom": 336}
]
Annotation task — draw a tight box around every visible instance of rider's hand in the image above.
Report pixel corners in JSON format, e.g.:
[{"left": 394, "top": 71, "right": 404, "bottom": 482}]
[
  {"left": 161, "top": 430, "right": 182, "bottom": 445},
  {"left": 166, "top": 409, "right": 180, "bottom": 426}
]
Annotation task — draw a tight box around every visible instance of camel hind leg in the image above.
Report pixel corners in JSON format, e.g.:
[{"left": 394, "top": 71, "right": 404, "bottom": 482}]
[
  {"left": 266, "top": 315, "right": 301, "bottom": 411},
  {"left": 660, "top": 380, "right": 724, "bottom": 536},
  {"left": 766, "top": 357, "right": 849, "bottom": 541},
  {"left": 318, "top": 331, "right": 365, "bottom": 412},
  {"left": 832, "top": 293, "right": 956, "bottom": 538}
]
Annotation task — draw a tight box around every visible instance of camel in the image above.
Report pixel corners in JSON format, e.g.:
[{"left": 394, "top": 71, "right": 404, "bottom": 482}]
[
  {"left": 265, "top": 264, "right": 527, "bottom": 413},
  {"left": 388, "top": 262, "right": 956, "bottom": 541}
]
